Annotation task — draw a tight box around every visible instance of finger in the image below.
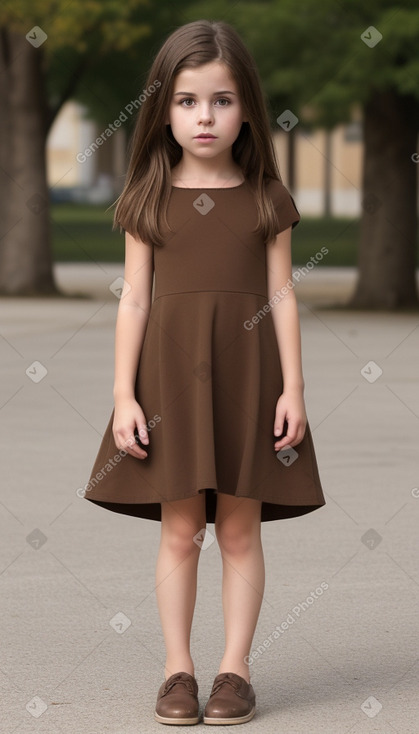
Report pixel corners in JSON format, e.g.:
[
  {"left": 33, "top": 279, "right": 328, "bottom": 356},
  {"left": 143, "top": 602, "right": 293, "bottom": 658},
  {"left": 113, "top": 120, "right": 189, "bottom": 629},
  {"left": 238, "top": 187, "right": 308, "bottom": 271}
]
[
  {"left": 294, "top": 423, "right": 307, "bottom": 445},
  {"left": 116, "top": 433, "right": 148, "bottom": 459},
  {"left": 287, "top": 419, "right": 307, "bottom": 446},
  {"left": 274, "top": 420, "right": 305, "bottom": 450},
  {"left": 135, "top": 423, "right": 149, "bottom": 446},
  {"left": 285, "top": 418, "right": 299, "bottom": 442},
  {"left": 273, "top": 410, "right": 286, "bottom": 437},
  {"left": 274, "top": 437, "right": 292, "bottom": 452},
  {"left": 125, "top": 445, "right": 148, "bottom": 460},
  {"left": 274, "top": 419, "right": 297, "bottom": 450}
]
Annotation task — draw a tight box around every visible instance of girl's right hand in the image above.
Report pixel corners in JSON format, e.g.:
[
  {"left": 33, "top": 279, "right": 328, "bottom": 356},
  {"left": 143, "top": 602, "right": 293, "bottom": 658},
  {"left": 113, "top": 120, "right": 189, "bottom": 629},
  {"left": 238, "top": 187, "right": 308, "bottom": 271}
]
[{"left": 112, "top": 398, "right": 149, "bottom": 460}]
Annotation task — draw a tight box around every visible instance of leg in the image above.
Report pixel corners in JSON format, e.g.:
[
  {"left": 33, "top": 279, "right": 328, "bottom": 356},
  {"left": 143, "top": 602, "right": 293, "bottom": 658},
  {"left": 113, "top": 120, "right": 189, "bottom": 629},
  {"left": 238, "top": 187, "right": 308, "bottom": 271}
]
[
  {"left": 214, "top": 494, "right": 264, "bottom": 683},
  {"left": 156, "top": 493, "right": 206, "bottom": 680}
]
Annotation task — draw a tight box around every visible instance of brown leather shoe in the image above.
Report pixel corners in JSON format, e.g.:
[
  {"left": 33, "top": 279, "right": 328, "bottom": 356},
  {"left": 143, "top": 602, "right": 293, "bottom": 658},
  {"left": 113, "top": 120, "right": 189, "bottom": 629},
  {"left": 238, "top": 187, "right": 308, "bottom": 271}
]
[
  {"left": 203, "top": 672, "right": 256, "bottom": 725},
  {"left": 154, "top": 671, "right": 200, "bottom": 725}
]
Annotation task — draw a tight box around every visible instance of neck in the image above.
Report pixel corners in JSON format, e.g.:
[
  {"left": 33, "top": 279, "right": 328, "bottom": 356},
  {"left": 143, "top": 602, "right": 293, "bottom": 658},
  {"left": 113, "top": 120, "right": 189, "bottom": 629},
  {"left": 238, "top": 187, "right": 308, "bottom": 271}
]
[{"left": 171, "top": 154, "right": 243, "bottom": 187}]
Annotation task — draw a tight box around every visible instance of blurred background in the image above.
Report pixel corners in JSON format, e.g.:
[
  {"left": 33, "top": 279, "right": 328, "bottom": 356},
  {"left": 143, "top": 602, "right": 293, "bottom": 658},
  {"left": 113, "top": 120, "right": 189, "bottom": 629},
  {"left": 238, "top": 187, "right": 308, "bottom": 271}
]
[{"left": 0, "top": 0, "right": 418, "bottom": 308}]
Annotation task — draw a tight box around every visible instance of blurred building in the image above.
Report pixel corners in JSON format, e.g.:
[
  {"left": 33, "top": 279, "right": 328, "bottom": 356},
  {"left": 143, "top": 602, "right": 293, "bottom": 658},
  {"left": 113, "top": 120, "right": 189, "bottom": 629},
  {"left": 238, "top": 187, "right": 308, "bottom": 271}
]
[
  {"left": 47, "top": 100, "right": 363, "bottom": 215},
  {"left": 47, "top": 101, "right": 126, "bottom": 205}
]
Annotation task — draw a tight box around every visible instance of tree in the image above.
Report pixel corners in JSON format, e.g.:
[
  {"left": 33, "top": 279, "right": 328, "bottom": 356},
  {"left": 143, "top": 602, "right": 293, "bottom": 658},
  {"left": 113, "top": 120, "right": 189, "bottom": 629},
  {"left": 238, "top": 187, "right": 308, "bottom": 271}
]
[
  {"left": 184, "top": 0, "right": 419, "bottom": 309},
  {"left": 0, "top": 0, "right": 149, "bottom": 295}
]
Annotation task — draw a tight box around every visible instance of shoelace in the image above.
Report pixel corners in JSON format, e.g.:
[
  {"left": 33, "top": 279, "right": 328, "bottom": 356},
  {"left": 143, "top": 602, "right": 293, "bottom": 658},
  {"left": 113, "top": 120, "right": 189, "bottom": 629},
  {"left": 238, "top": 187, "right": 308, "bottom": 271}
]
[
  {"left": 163, "top": 674, "right": 195, "bottom": 696},
  {"left": 210, "top": 674, "right": 240, "bottom": 696}
]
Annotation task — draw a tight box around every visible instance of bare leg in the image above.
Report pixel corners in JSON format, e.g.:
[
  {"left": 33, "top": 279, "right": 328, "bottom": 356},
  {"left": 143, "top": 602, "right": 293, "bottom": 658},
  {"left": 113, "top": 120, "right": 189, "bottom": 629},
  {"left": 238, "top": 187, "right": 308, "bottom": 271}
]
[
  {"left": 214, "top": 495, "right": 264, "bottom": 683},
  {"left": 155, "top": 493, "right": 206, "bottom": 680}
]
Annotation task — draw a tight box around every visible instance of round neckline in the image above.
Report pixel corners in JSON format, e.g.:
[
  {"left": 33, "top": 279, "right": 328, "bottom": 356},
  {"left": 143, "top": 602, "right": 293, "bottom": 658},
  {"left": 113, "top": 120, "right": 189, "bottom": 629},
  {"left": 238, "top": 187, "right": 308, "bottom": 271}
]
[{"left": 171, "top": 181, "right": 246, "bottom": 190}]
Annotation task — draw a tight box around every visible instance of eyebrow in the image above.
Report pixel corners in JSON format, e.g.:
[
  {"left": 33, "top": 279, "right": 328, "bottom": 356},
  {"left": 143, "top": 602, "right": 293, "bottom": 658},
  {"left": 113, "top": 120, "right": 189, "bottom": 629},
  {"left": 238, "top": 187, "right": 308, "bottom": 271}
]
[{"left": 173, "top": 90, "right": 237, "bottom": 96}]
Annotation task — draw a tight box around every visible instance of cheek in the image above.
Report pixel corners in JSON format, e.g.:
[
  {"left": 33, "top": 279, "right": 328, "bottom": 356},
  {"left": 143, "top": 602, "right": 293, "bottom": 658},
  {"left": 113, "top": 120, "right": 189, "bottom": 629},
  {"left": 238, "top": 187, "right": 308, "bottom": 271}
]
[
  {"left": 169, "top": 107, "right": 179, "bottom": 125},
  {"left": 169, "top": 106, "right": 184, "bottom": 127},
  {"left": 226, "top": 109, "right": 244, "bottom": 133}
]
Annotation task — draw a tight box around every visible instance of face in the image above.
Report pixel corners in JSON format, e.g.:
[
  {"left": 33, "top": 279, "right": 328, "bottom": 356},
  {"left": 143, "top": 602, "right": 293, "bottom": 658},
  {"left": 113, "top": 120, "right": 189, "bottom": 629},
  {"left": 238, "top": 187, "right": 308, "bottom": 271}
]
[{"left": 167, "top": 61, "right": 247, "bottom": 161}]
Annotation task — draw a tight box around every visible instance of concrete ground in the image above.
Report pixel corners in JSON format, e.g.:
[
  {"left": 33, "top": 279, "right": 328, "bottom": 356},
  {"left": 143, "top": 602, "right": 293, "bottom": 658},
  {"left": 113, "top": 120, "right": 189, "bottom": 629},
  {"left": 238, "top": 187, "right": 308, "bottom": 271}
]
[{"left": 1, "top": 264, "right": 419, "bottom": 733}]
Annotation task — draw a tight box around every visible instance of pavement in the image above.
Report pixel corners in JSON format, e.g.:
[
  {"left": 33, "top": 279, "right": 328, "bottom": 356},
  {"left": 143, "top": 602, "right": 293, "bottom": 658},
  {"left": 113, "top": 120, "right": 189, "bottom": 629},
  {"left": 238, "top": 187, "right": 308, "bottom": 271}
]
[{"left": 1, "top": 264, "right": 419, "bottom": 733}]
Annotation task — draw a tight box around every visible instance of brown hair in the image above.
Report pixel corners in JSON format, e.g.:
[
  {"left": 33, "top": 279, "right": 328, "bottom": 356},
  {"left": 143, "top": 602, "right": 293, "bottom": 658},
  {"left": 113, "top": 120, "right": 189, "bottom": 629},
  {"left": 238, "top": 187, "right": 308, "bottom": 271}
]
[{"left": 113, "top": 19, "right": 283, "bottom": 247}]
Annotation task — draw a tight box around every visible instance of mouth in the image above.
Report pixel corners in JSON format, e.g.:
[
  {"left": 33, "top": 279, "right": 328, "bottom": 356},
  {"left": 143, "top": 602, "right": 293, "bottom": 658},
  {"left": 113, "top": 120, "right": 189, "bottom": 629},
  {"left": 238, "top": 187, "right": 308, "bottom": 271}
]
[{"left": 194, "top": 134, "right": 217, "bottom": 139}]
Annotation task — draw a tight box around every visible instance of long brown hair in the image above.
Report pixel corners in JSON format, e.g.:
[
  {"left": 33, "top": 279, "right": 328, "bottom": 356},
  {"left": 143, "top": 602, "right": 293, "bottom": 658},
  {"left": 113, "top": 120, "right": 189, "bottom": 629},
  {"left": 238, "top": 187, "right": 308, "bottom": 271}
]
[{"left": 114, "top": 19, "right": 283, "bottom": 247}]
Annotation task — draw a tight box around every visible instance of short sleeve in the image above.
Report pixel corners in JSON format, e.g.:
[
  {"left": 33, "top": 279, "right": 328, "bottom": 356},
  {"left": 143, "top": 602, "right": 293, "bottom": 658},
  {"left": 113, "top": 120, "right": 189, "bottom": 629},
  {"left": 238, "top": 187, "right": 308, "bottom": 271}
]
[{"left": 267, "top": 178, "right": 301, "bottom": 234}]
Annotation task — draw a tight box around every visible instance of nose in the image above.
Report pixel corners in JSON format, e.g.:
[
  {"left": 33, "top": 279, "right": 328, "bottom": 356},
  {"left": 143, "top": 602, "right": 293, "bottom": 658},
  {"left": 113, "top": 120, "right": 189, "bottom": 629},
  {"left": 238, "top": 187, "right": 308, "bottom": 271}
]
[{"left": 197, "top": 103, "right": 214, "bottom": 125}]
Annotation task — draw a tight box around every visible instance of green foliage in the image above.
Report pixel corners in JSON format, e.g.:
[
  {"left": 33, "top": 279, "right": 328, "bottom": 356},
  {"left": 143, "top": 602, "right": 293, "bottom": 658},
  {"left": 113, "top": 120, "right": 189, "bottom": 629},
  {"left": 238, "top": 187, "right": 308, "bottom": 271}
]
[
  {"left": 0, "top": 0, "right": 149, "bottom": 52},
  {"left": 72, "top": 1, "right": 185, "bottom": 125},
  {"left": 2, "top": 0, "right": 418, "bottom": 142},
  {"left": 1, "top": 0, "right": 151, "bottom": 125},
  {"left": 180, "top": 0, "right": 419, "bottom": 128}
]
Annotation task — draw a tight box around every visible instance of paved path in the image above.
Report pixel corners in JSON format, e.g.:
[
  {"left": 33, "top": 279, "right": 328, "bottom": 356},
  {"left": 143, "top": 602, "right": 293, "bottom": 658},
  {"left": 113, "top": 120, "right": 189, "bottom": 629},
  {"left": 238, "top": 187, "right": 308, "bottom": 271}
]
[{"left": 1, "top": 265, "right": 418, "bottom": 733}]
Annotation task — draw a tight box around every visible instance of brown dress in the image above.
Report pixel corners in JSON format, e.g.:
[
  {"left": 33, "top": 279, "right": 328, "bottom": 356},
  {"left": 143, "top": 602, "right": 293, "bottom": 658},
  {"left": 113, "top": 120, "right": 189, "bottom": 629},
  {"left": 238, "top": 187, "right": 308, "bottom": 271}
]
[{"left": 84, "top": 178, "right": 325, "bottom": 522}]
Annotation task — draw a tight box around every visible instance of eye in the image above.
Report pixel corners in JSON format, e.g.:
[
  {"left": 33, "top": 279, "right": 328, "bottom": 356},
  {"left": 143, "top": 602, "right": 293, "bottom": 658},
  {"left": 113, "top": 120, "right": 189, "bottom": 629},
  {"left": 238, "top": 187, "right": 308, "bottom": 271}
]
[{"left": 177, "top": 97, "right": 232, "bottom": 107}]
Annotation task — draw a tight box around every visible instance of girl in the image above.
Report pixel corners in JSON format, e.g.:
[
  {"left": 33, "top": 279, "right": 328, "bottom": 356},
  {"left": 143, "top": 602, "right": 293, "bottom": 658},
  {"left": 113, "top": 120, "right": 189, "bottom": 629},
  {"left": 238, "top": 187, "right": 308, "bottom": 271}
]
[{"left": 85, "top": 19, "right": 325, "bottom": 726}]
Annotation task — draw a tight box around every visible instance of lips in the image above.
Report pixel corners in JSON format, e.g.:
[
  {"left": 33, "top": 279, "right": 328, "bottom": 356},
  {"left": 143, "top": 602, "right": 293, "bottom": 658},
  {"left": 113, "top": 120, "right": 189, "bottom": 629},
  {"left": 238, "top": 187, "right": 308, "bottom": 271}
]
[{"left": 195, "top": 134, "right": 217, "bottom": 138}]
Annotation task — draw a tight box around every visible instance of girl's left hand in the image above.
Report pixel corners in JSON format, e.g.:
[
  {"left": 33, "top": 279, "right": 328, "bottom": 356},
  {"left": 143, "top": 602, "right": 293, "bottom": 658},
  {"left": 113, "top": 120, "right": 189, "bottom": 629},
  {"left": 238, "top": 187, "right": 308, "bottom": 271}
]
[{"left": 273, "top": 390, "right": 307, "bottom": 451}]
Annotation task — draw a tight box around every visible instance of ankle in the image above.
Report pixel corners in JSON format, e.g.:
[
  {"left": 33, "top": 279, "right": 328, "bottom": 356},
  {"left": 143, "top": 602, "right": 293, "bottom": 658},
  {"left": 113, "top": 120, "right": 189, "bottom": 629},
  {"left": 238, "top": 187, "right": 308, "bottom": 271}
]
[
  {"left": 217, "top": 660, "right": 250, "bottom": 684},
  {"left": 164, "top": 661, "right": 195, "bottom": 680}
]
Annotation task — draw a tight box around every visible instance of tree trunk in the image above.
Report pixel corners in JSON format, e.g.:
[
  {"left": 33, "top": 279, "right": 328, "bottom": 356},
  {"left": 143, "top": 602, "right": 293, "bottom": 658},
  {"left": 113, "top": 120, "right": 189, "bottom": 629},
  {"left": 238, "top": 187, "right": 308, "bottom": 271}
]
[
  {"left": 324, "top": 130, "right": 332, "bottom": 217},
  {"left": 349, "top": 89, "right": 418, "bottom": 309},
  {"left": 0, "top": 31, "right": 58, "bottom": 295},
  {"left": 0, "top": 29, "right": 11, "bottom": 256}
]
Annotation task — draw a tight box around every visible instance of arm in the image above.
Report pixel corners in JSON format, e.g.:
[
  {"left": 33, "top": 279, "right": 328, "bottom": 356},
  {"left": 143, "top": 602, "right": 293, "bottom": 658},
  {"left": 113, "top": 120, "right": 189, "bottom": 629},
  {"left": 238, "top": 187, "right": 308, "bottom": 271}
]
[
  {"left": 266, "top": 226, "right": 307, "bottom": 451},
  {"left": 112, "top": 230, "right": 153, "bottom": 459}
]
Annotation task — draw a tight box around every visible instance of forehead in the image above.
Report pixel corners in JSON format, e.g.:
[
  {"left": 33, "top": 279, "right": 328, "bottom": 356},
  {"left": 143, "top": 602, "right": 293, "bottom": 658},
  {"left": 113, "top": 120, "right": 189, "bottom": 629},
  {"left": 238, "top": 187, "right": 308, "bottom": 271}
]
[{"left": 173, "top": 62, "right": 237, "bottom": 92}]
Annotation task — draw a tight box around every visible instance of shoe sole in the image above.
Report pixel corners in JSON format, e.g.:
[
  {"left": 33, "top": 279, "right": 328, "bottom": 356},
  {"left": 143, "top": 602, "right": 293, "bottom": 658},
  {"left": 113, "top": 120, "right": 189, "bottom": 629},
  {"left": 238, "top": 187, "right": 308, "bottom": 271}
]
[
  {"left": 203, "top": 706, "right": 256, "bottom": 725},
  {"left": 154, "top": 711, "right": 200, "bottom": 725}
]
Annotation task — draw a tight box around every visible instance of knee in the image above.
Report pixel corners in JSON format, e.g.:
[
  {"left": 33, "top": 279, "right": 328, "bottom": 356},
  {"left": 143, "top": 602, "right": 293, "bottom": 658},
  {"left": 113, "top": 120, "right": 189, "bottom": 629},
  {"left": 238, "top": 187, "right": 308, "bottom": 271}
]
[
  {"left": 161, "top": 522, "right": 204, "bottom": 558},
  {"left": 215, "top": 522, "right": 257, "bottom": 556}
]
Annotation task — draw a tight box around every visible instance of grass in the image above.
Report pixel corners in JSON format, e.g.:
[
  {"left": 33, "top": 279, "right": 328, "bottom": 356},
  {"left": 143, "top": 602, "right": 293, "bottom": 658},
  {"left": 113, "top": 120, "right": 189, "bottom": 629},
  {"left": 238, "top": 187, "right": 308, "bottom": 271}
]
[
  {"left": 51, "top": 203, "right": 123, "bottom": 263},
  {"left": 291, "top": 217, "right": 360, "bottom": 266},
  {"left": 51, "top": 203, "right": 416, "bottom": 266}
]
